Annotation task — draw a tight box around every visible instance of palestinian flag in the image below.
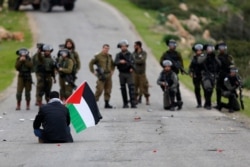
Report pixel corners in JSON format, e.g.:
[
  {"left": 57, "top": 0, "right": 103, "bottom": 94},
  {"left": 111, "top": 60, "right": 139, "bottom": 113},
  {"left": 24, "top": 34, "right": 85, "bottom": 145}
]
[{"left": 65, "top": 81, "right": 102, "bottom": 133}]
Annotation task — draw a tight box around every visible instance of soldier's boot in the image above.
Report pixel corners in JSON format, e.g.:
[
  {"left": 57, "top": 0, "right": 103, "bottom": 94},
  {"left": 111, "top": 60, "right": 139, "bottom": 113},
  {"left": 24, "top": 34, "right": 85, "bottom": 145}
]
[
  {"left": 121, "top": 84, "right": 129, "bottom": 108},
  {"left": 177, "top": 101, "right": 183, "bottom": 110},
  {"left": 26, "top": 100, "right": 30, "bottom": 110},
  {"left": 128, "top": 84, "right": 137, "bottom": 108},
  {"left": 104, "top": 100, "right": 113, "bottom": 109},
  {"left": 145, "top": 95, "right": 150, "bottom": 105},
  {"left": 37, "top": 100, "right": 42, "bottom": 107},
  {"left": 138, "top": 95, "right": 142, "bottom": 104},
  {"left": 16, "top": 101, "right": 21, "bottom": 110}
]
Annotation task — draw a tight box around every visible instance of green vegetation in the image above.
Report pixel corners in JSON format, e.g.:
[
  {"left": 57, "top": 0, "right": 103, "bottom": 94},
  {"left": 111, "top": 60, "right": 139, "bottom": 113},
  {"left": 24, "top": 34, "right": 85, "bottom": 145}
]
[
  {"left": 0, "top": 8, "right": 33, "bottom": 92},
  {"left": 104, "top": 0, "right": 250, "bottom": 117}
]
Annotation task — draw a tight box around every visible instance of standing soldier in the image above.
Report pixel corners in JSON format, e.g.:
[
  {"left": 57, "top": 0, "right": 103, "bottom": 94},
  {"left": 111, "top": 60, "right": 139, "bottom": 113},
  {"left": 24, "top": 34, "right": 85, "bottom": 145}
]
[
  {"left": 115, "top": 40, "right": 137, "bottom": 108},
  {"left": 214, "top": 42, "right": 233, "bottom": 110},
  {"left": 189, "top": 43, "right": 204, "bottom": 108},
  {"left": 157, "top": 60, "right": 178, "bottom": 111},
  {"left": 64, "top": 38, "right": 81, "bottom": 81},
  {"left": 89, "top": 44, "right": 115, "bottom": 108},
  {"left": 32, "top": 43, "right": 44, "bottom": 106},
  {"left": 35, "top": 44, "right": 56, "bottom": 106},
  {"left": 198, "top": 44, "right": 221, "bottom": 110},
  {"left": 57, "top": 49, "right": 74, "bottom": 100},
  {"left": 15, "top": 48, "right": 33, "bottom": 110},
  {"left": 132, "top": 41, "right": 150, "bottom": 105},
  {"left": 159, "top": 39, "right": 184, "bottom": 110}
]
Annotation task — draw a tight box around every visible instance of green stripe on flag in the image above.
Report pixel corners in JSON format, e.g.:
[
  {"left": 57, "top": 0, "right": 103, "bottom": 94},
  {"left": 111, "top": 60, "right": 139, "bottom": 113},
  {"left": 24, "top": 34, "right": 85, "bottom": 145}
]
[{"left": 67, "top": 104, "right": 87, "bottom": 133}]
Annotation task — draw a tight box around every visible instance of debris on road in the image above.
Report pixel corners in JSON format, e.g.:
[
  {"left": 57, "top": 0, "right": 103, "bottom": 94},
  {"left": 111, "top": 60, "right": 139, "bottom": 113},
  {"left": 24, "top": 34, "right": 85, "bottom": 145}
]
[{"left": 134, "top": 116, "right": 141, "bottom": 121}]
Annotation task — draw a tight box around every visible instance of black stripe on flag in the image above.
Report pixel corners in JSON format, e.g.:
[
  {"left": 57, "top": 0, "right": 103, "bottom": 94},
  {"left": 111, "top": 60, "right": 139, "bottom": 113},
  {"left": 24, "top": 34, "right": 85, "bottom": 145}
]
[{"left": 83, "top": 82, "right": 103, "bottom": 124}]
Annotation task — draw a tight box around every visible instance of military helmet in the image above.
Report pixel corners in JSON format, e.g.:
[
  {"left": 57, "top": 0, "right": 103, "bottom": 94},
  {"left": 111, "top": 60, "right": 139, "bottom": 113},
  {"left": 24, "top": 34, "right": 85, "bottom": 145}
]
[
  {"left": 42, "top": 44, "right": 53, "bottom": 52},
  {"left": 192, "top": 43, "right": 204, "bottom": 52},
  {"left": 204, "top": 44, "right": 215, "bottom": 52},
  {"left": 166, "top": 39, "right": 177, "bottom": 47},
  {"left": 162, "top": 60, "right": 172, "bottom": 67},
  {"left": 16, "top": 48, "right": 29, "bottom": 56},
  {"left": 215, "top": 42, "right": 227, "bottom": 51},
  {"left": 117, "top": 39, "right": 129, "bottom": 48},
  {"left": 58, "top": 49, "right": 70, "bottom": 57},
  {"left": 36, "top": 43, "right": 44, "bottom": 49},
  {"left": 229, "top": 65, "right": 238, "bottom": 73}
]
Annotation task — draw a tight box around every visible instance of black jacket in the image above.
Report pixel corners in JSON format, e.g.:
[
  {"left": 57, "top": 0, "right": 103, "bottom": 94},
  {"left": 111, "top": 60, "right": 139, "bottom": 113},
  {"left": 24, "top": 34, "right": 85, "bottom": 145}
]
[
  {"left": 114, "top": 51, "right": 135, "bottom": 73},
  {"left": 33, "top": 100, "right": 73, "bottom": 143}
]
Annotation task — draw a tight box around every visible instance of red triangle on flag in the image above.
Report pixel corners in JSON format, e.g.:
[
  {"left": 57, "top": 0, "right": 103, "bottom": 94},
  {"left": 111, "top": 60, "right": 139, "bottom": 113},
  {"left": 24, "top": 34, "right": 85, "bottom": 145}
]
[{"left": 65, "top": 82, "right": 85, "bottom": 104}]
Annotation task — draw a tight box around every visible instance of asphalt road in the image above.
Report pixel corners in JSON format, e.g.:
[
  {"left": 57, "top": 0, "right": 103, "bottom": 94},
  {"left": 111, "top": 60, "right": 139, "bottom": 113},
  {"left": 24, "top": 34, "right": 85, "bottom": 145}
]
[{"left": 1, "top": 0, "right": 250, "bottom": 166}]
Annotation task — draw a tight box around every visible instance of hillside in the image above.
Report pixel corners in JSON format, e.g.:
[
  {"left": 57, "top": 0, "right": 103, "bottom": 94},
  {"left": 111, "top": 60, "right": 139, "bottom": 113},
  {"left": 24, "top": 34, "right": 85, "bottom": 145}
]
[{"left": 130, "top": 0, "right": 250, "bottom": 88}]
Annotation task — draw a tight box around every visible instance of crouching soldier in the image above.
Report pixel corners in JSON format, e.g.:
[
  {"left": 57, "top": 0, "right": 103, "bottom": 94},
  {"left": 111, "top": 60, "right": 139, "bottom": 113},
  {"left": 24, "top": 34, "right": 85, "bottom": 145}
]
[
  {"left": 15, "top": 48, "right": 33, "bottom": 110},
  {"left": 220, "top": 66, "right": 241, "bottom": 113},
  {"left": 157, "top": 60, "right": 180, "bottom": 111}
]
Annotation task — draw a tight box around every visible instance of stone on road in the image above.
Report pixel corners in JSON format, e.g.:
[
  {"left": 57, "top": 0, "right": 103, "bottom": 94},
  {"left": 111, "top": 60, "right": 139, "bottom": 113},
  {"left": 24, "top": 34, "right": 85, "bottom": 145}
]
[{"left": 1, "top": 0, "right": 250, "bottom": 166}]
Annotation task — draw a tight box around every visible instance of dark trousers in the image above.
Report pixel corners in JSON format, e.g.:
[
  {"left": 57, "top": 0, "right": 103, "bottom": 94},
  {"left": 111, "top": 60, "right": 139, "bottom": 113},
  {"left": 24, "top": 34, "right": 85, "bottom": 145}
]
[
  {"left": 192, "top": 76, "right": 202, "bottom": 106},
  {"left": 221, "top": 91, "right": 240, "bottom": 111},
  {"left": 119, "top": 72, "right": 136, "bottom": 107},
  {"left": 176, "top": 83, "right": 182, "bottom": 102},
  {"left": 204, "top": 90, "right": 213, "bottom": 107}
]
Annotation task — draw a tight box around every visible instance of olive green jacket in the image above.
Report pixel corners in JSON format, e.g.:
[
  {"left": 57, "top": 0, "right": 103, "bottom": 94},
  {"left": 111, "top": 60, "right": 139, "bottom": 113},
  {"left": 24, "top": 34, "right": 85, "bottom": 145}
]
[
  {"left": 89, "top": 52, "right": 115, "bottom": 74},
  {"left": 132, "top": 50, "right": 147, "bottom": 74}
]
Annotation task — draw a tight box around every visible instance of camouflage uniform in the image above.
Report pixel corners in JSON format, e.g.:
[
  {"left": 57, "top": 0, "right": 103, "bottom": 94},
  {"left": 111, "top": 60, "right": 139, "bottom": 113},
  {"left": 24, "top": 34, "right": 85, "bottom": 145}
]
[
  {"left": 58, "top": 57, "right": 74, "bottom": 100},
  {"left": 132, "top": 49, "right": 150, "bottom": 104},
  {"left": 15, "top": 54, "right": 33, "bottom": 110},
  {"left": 32, "top": 52, "right": 40, "bottom": 105},
  {"left": 35, "top": 52, "right": 56, "bottom": 105},
  {"left": 89, "top": 52, "right": 114, "bottom": 107}
]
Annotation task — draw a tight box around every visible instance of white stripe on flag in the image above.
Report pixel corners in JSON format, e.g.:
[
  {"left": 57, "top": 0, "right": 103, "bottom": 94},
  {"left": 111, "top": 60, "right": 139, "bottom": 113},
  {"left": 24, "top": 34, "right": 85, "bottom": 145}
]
[{"left": 73, "top": 97, "right": 95, "bottom": 128}]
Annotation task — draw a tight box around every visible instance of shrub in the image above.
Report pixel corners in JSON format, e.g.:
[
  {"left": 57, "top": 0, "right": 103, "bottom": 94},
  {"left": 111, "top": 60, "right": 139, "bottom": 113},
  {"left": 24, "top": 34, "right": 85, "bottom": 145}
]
[{"left": 162, "top": 34, "right": 180, "bottom": 44}]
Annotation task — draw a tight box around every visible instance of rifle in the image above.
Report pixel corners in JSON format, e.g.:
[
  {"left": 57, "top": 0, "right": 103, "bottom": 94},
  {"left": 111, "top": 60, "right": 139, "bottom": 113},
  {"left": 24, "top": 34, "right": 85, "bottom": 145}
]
[
  {"left": 65, "top": 74, "right": 77, "bottom": 90},
  {"left": 239, "top": 85, "right": 244, "bottom": 110},
  {"left": 236, "top": 75, "right": 244, "bottom": 110},
  {"left": 163, "top": 53, "right": 188, "bottom": 75},
  {"left": 95, "top": 65, "right": 106, "bottom": 81},
  {"left": 175, "top": 61, "right": 189, "bottom": 75}
]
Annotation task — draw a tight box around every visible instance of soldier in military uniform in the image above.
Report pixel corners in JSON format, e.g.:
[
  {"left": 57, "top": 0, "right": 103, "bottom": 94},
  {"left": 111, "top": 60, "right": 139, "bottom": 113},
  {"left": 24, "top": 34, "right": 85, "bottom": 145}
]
[
  {"left": 89, "top": 44, "right": 115, "bottom": 108},
  {"left": 15, "top": 48, "right": 33, "bottom": 110},
  {"left": 214, "top": 42, "right": 234, "bottom": 110},
  {"left": 32, "top": 43, "right": 44, "bottom": 106},
  {"left": 159, "top": 39, "right": 184, "bottom": 109},
  {"left": 114, "top": 40, "right": 137, "bottom": 108},
  {"left": 189, "top": 43, "right": 204, "bottom": 108},
  {"left": 57, "top": 49, "right": 74, "bottom": 100},
  {"left": 221, "top": 67, "right": 241, "bottom": 113},
  {"left": 198, "top": 44, "right": 221, "bottom": 110},
  {"left": 132, "top": 41, "right": 150, "bottom": 105},
  {"left": 35, "top": 44, "right": 56, "bottom": 106},
  {"left": 64, "top": 38, "right": 81, "bottom": 81},
  {"left": 157, "top": 60, "right": 178, "bottom": 111}
]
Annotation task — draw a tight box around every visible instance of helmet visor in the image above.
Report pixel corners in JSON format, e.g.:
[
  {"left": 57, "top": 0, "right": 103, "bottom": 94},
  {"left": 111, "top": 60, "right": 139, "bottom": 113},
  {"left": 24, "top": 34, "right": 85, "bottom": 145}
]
[
  {"left": 168, "top": 42, "right": 177, "bottom": 47},
  {"left": 206, "top": 46, "right": 214, "bottom": 52},
  {"left": 19, "top": 49, "right": 29, "bottom": 55},
  {"left": 194, "top": 44, "right": 203, "bottom": 51},
  {"left": 218, "top": 45, "right": 227, "bottom": 50}
]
